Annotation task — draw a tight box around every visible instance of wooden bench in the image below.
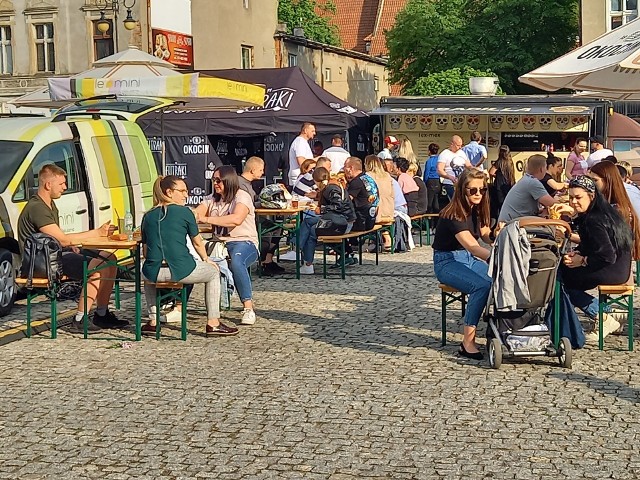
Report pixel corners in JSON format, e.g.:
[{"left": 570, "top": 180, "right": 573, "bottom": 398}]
[
  {"left": 597, "top": 284, "right": 634, "bottom": 351},
  {"left": 15, "top": 277, "right": 70, "bottom": 339},
  {"left": 317, "top": 225, "right": 382, "bottom": 279},
  {"left": 410, "top": 213, "right": 439, "bottom": 247},
  {"left": 439, "top": 284, "right": 467, "bottom": 346},
  {"left": 147, "top": 281, "right": 189, "bottom": 341}
]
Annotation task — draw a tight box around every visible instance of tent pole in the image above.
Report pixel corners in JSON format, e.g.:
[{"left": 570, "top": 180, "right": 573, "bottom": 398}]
[{"left": 161, "top": 107, "right": 166, "bottom": 175}]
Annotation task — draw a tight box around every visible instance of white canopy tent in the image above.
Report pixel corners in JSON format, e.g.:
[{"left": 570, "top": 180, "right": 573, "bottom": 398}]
[{"left": 519, "top": 17, "right": 640, "bottom": 94}]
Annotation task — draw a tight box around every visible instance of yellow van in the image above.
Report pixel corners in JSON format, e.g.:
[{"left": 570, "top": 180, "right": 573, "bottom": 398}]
[{"left": 0, "top": 100, "right": 167, "bottom": 316}]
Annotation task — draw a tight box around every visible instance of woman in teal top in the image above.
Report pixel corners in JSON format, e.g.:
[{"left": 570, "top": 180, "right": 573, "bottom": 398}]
[{"left": 141, "top": 175, "right": 238, "bottom": 336}]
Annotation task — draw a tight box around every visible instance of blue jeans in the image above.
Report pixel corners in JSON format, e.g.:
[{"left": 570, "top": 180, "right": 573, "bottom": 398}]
[
  {"left": 443, "top": 184, "right": 454, "bottom": 199},
  {"left": 226, "top": 241, "right": 259, "bottom": 302},
  {"left": 300, "top": 212, "right": 319, "bottom": 265},
  {"left": 433, "top": 250, "right": 491, "bottom": 327},
  {"left": 565, "top": 288, "right": 611, "bottom": 319}
]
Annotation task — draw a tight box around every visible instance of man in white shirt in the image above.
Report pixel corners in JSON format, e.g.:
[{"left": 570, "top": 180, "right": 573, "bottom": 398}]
[
  {"left": 287, "top": 122, "right": 316, "bottom": 186},
  {"left": 586, "top": 135, "right": 614, "bottom": 168},
  {"left": 321, "top": 134, "right": 350, "bottom": 173},
  {"left": 377, "top": 135, "right": 400, "bottom": 160},
  {"left": 436, "top": 135, "right": 471, "bottom": 198}
]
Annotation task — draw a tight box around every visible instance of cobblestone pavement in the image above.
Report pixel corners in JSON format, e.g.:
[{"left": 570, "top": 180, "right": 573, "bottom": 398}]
[{"left": 0, "top": 246, "right": 639, "bottom": 479}]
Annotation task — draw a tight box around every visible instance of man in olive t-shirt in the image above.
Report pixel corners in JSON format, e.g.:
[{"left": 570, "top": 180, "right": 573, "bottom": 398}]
[{"left": 17, "top": 164, "right": 127, "bottom": 333}]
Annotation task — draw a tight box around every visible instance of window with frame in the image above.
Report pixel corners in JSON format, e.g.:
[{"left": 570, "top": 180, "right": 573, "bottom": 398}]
[
  {"left": 243, "top": 0, "right": 249, "bottom": 8},
  {"left": 610, "top": 0, "right": 638, "bottom": 30},
  {"left": 13, "top": 141, "right": 80, "bottom": 202},
  {"left": 34, "top": 23, "right": 55, "bottom": 72},
  {"left": 93, "top": 19, "right": 114, "bottom": 61},
  {"left": 241, "top": 45, "right": 253, "bottom": 69},
  {"left": 0, "top": 26, "right": 12, "bottom": 75},
  {"left": 324, "top": 67, "right": 332, "bottom": 82},
  {"left": 288, "top": 53, "right": 297, "bottom": 67}
]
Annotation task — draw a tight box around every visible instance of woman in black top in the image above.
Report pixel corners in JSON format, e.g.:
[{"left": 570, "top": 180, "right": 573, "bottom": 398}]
[
  {"left": 541, "top": 154, "right": 567, "bottom": 196},
  {"left": 488, "top": 145, "right": 516, "bottom": 222},
  {"left": 561, "top": 176, "right": 632, "bottom": 342},
  {"left": 432, "top": 168, "right": 492, "bottom": 360},
  {"left": 408, "top": 162, "right": 428, "bottom": 214}
]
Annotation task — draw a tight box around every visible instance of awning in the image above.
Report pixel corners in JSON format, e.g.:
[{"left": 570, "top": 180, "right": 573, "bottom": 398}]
[{"left": 372, "top": 104, "right": 595, "bottom": 116}]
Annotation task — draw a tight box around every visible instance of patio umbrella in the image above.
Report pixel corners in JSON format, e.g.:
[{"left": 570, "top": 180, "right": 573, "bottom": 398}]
[
  {"left": 10, "top": 47, "right": 264, "bottom": 109},
  {"left": 519, "top": 17, "right": 640, "bottom": 94}
]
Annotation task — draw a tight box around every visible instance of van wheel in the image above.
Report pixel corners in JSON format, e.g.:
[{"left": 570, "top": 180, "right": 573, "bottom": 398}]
[{"left": 0, "top": 249, "right": 16, "bottom": 316}]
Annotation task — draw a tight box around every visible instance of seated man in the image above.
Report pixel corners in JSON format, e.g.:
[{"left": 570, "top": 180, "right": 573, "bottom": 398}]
[
  {"left": 497, "top": 154, "right": 557, "bottom": 225},
  {"left": 17, "top": 164, "right": 126, "bottom": 332}
]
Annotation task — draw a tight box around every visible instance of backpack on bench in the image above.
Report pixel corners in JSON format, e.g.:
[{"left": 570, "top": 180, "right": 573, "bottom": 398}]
[{"left": 20, "top": 233, "right": 64, "bottom": 289}]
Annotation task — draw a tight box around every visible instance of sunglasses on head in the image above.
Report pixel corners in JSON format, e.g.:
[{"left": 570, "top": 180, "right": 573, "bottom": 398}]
[
  {"left": 213, "top": 177, "right": 222, "bottom": 184},
  {"left": 465, "top": 187, "right": 487, "bottom": 195}
]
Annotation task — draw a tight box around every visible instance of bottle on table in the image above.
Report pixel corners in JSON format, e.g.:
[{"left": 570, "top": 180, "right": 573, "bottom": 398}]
[{"left": 124, "top": 211, "right": 134, "bottom": 241}]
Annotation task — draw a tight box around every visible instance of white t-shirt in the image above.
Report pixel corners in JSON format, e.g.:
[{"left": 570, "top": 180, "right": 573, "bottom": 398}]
[
  {"left": 322, "top": 146, "right": 350, "bottom": 173},
  {"left": 288, "top": 136, "right": 313, "bottom": 184},
  {"left": 377, "top": 148, "right": 393, "bottom": 160},
  {"left": 624, "top": 183, "right": 640, "bottom": 219},
  {"left": 437, "top": 148, "right": 469, "bottom": 185},
  {"left": 586, "top": 148, "right": 614, "bottom": 167}
]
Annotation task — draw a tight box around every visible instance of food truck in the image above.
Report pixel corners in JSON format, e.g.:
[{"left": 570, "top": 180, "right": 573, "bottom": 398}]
[{"left": 372, "top": 95, "right": 640, "bottom": 177}]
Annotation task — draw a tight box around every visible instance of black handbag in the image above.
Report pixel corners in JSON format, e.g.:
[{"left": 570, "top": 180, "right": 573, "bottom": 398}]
[{"left": 316, "top": 212, "right": 349, "bottom": 236}]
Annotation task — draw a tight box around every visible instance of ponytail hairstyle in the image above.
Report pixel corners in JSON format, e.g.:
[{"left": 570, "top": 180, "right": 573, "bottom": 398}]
[
  {"left": 312, "top": 166, "right": 330, "bottom": 193},
  {"left": 152, "top": 175, "right": 182, "bottom": 206}
]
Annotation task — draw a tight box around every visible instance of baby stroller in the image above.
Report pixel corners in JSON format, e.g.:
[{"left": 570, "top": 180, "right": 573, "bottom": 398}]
[{"left": 485, "top": 217, "right": 573, "bottom": 369}]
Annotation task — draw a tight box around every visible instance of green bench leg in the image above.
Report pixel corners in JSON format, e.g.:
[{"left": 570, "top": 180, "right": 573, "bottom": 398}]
[
  {"left": 114, "top": 280, "right": 121, "bottom": 309},
  {"left": 340, "top": 240, "right": 346, "bottom": 280},
  {"left": 441, "top": 290, "right": 447, "bottom": 346},
  {"left": 155, "top": 293, "right": 162, "bottom": 341},
  {"left": 181, "top": 286, "right": 188, "bottom": 341},
  {"left": 50, "top": 287, "right": 57, "bottom": 340}
]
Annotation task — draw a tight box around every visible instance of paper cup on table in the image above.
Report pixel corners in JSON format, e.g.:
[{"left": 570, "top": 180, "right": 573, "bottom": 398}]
[{"left": 118, "top": 218, "right": 126, "bottom": 233}]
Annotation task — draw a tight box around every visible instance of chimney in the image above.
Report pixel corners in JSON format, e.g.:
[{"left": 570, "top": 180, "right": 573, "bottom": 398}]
[
  {"left": 293, "top": 27, "right": 305, "bottom": 38},
  {"left": 276, "top": 22, "right": 288, "bottom": 33}
]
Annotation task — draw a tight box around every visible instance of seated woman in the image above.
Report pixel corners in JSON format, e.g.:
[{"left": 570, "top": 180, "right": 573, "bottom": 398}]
[
  {"left": 298, "top": 167, "right": 355, "bottom": 274},
  {"left": 141, "top": 175, "right": 238, "bottom": 336},
  {"left": 407, "top": 162, "right": 428, "bottom": 215},
  {"left": 364, "top": 155, "right": 395, "bottom": 250},
  {"left": 432, "top": 168, "right": 492, "bottom": 360},
  {"left": 542, "top": 154, "right": 567, "bottom": 196},
  {"left": 395, "top": 157, "right": 420, "bottom": 216},
  {"left": 195, "top": 166, "right": 260, "bottom": 326},
  {"left": 292, "top": 158, "right": 317, "bottom": 198},
  {"left": 561, "top": 176, "right": 633, "bottom": 342}
]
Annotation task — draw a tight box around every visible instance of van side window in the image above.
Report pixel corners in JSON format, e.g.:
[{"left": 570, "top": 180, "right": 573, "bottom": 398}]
[{"left": 12, "top": 141, "right": 81, "bottom": 202}]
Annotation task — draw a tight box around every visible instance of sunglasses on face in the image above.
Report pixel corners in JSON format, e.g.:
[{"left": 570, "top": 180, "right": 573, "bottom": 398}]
[
  {"left": 213, "top": 177, "right": 222, "bottom": 184},
  {"left": 466, "top": 187, "right": 487, "bottom": 195}
]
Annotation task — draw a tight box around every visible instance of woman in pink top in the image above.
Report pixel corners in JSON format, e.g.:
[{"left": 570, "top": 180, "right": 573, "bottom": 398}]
[
  {"left": 564, "top": 138, "right": 589, "bottom": 179},
  {"left": 195, "top": 166, "right": 260, "bottom": 326},
  {"left": 396, "top": 157, "right": 420, "bottom": 216}
]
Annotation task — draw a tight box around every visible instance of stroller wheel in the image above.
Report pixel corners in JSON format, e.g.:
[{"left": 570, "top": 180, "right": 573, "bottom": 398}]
[
  {"left": 558, "top": 337, "right": 572, "bottom": 369},
  {"left": 487, "top": 338, "right": 503, "bottom": 369}
]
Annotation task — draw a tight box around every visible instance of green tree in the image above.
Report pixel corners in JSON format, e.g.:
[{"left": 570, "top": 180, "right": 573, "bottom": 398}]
[
  {"left": 386, "top": 0, "right": 579, "bottom": 94},
  {"left": 278, "top": 0, "right": 340, "bottom": 46},
  {"left": 404, "top": 67, "right": 504, "bottom": 96}
]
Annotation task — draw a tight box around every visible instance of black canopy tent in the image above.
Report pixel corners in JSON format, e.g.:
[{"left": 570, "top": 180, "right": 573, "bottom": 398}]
[{"left": 137, "top": 67, "right": 369, "bottom": 195}]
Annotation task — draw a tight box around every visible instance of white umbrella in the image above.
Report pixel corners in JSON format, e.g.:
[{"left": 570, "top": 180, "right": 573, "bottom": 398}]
[{"left": 519, "top": 17, "right": 640, "bottom": 93}]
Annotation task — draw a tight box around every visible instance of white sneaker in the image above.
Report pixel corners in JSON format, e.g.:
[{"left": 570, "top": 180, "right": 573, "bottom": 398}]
[
  {"left": 163, "top": 309, "right": 183, "bottom": 324},
  {"left": 608, "top": 311, "right": 627, "bottom": 334},
  {"left": 300, "top": 264, "right": 314, "bottom": 275},
  {"left": 241, "top": 308, "right": 256, "bottom": 325},
  {"left": 585, "top": 314, "right": 621, "bottom": 343},
  {"left": 279, "top": 250, "right": 298, "bottom": 261}
]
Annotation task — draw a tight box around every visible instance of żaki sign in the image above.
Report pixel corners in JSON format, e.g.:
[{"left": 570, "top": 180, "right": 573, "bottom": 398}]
[{"left": 152, "top": 28, "right": 194, "bottom": 69}]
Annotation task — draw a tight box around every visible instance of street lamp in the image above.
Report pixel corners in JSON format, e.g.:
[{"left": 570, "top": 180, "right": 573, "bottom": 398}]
[{"left": 95, "top": 0, "right": 138, "bottom": 33}]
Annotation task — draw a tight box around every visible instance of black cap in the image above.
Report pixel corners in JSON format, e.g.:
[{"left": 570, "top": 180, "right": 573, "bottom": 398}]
[{"left": 589, "top": 134, "right": 605, "bottom": 145}]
